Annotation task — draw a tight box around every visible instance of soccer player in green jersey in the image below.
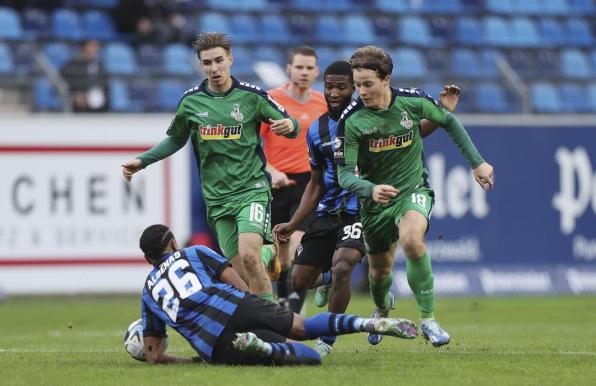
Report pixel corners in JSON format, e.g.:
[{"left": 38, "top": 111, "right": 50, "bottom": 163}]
[
  {"left": 122, "top": 33, "right": 299, "bottom": 301},
  {"left": 335, "top": 46, "right": 494, "bottom": 347}
]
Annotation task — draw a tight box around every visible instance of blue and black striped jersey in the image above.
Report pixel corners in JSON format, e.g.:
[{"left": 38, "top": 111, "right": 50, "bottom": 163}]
[
  {"left": 307, "top": 112, "right": 359, "bottom": 216},
  {"left": 141, "top": 245, "right": 246, "bottom": 362}
]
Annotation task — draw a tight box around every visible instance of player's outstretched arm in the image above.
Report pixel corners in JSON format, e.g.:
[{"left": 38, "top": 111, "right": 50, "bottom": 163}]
[
  {"left": 420, "top": 85, "right": 461, "bottom": 138},
  {"left": 121, "top": 136, "right": 187, "bottom": 181},
  {"left": 144, "top": 336, "right": 194, "bottom": 364},
  {"left": 273, "top": 169, "right": 324, "bottom": 242},
  {"left": 220, "top": 266, "right": 249, "bottom": 292}
]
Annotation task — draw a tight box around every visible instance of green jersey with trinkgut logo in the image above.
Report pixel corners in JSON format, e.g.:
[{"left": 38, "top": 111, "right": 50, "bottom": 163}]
[
  {"left": 335, "top": 87, "right": 483, "bottom": 213},
  {"left": 167, "top": 77, "right": 298, "bottom": 206}
]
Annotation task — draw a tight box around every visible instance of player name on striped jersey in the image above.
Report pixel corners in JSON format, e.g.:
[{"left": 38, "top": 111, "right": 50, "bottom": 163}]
[
  {"left": 199, "top": 124, "right": 242, "bottom": 140},
  {"left": 368, "top": 130, "right": 413, "bottom": 152}
]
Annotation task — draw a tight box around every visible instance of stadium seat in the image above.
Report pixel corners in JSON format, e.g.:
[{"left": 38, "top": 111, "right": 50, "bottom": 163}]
[
  {"left": 198, "top": 12, "right": 231, "bottom": 35},
  {"left": 483, "top": 17, "right": 512, "bottom": 47},
  {"left": 422, "top": 0, "right": 462, "bottom": 14},
  {"left": 22, "top": 8, "right": 49, "bottom": 39},
  {"left": 137, "top": 44, "right": 162, "bottom": 75},
  {"left": 230, "top": 46, "right": 255, "bottom": 78},
  {"left": 513, "top": 0, "right": 541, "bottom": 15},
  {"left": 420, "top": 83, "right": 444, "bottom": 101},
  {"left": 539, "top": 19, "right": 564, "bottom": 47},
  {"left": 52, "top": 9, "right": 84, "bottom": 40},
  {"left": 560, "top": 49, "right": 591, "bottom": 79},
  {"left": 451, "top": 49, "right": 481, "bottom": 78},
  {"left": 13, "top": 43, "right": 38, "bottom": 75},
  {"left": 102, "top": 43, "right": 138, "bottom": 75},
  {"left": 480, "top": 49, "right": 503, "bottom": 79},
  {"left": 377, "top": 0, "right": 409, "bottom": 13},
  {"left": 164, "top": 44, "right": 194, "bottom": 76},
  {"left": 592, "top": 50, "right": 596, "bottom": 74},
  {"left": 259, "top": 15, "right": 292, "bottom": 44},
  {"left": 568, "top": 0, "right": 595, "bottom": 15},
  {"left": 315, "top": 47, "right": 338, "bottom": 71},
  {"left": 476, "top": 83, "right": 509, "bottom": 113},
  {"left": 315, "top": 15, "right": 343, "bottom": 44},
  {"left": 429, "top": 17, "right": 452, "bottom": 47},
  {"left": 531, "top": 82, "right": 563, "bottom": 113},
  {"left": 0, "top": 7, "right": 24, "bottom": 40},
  {"left": 88, "top": 0, "right": 120, "bottom": 7},
  {"left": 109, "top": 79, "right": 133, "bottom": 112},
  {"left": 253, "top": 46, "right": 284, "bottom": 66},
  {"left": 564, "top": 19, "right": 593, "bottom": 47},
  {"left": 543, "top": 0, "right": 569, "bottom": 15},
  {"left": 392, "top": 48, "right": 427, "bottom": 79},
  {"left": 337, "top": 46, "right": 359, "bottom": 62},
  {"left": 0, "top": 43, "right": 14, "bottom": 74},
  {"left": 82, "top": 10, "right": 116, "bottom": 41},
  {"left": 400, "top": 17, "right": 433, "bottom": 47},
  {"left": 560, "top": 83, "right": 589, "bottom": 113},
  {"left": 157, "top": 79, "right": 186, "bottom": 111},
  {"left": 510, "top": 18, "right": 540, "bottom": 47},
  {"left": 343, "top": 15, "right": 376, "bottom": 45},
  {"left": 587, "top": 84, "right": 596, "bottom": 112},
  {"left": 507, "top": 50, "right": 535, "bottom": 79},
  {"left": 42, "top": 42, "right": 74, "bottom": 70},
  {"left": 288, "top": 14, "right": 312, "bottom": 42},
  {"left": 34, "top": 78, "right": 62, "bottom": 111},
  {"left": 456, "top": 18, "right": 482, "bottom": 46},
  {"left": 230, "top": 14, "right": 258, "bottom": 44},
  {"left": 486, "top": 0, "right": 514, "bottom": 14},
  {"left": 206, "top": 0, "right": 267, "bottom": 11},
  {"left": 535, "top": 49, "right": 560, "bottom": 78}
]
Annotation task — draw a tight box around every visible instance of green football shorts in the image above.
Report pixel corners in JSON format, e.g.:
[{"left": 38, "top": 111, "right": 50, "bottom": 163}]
[
  {"left": 207, "top": 191, "right": 273, "bottom": 260},
  {"left": 361, "top": 185, "right": 434, "bottom": 255}
]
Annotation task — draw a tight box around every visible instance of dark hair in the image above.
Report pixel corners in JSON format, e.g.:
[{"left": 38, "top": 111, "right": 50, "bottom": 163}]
[
  {"left": 287, "top": 45, "right": 317, "bottom": 64},
  {"left": 324, "top": 60, "right": 353, "bottom": 82},
  {"left": 139, "top": 224, "right": 174, "bottom": 265},
  {"left": 192, "top": 32, "right": 232, "bottom": 58},
  {"left": 350, "top": 45, "right": 393, "bottom": 79}
]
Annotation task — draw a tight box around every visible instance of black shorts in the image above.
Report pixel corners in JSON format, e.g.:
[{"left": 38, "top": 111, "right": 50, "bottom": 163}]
[
  {"left": 211, "top": 294, "right": 294, "bottom": 365},
  {"left": 271, "top": 172, "right": 316, "bottom": 231},
  {"left": 294, "top": 213, "right": 366, "bottom": 271}
]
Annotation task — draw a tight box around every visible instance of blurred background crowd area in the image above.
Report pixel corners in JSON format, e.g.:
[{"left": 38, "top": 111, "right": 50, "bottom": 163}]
[{"left": 0, "top": 0, "right": 595, "bottom": 114}]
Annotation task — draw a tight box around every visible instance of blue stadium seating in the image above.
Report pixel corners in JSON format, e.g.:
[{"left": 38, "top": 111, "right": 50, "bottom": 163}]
[
  {"left": 400, "top": 17, "right": 433, "bottom": 46},
  {"left": 568, "top": 0, "right": 595, "bottom": 15},
  {"left": 157, "top": 79, "right": 186, "bottom": 111},
  {"left": 531, "top": 82, "right": 562, "bottom": 113},
  {"left": 259, "top": 15, "right": 292, "bottom": 44},
  {"left": 514, "top": 0, "right": 541, "bottom": 15},
  {"left": 391, "top": 48, "right": 427, "bottom": 79},
  {"left": 560, "top": 83, "right": 589, "bottom": 113},
  {"left": 480, "top": 49, "right": 503, "bottom": 79},
  {"left": 0, "top": 7, "right": 24, "bottom": 39},
  {"left": 88, "top": 0, "right": 120, "bottom": 7},
  {"left": 82, "top": 10, "right": 116, "bottom": 41},
  {"left": 207, "top": 0, "right": 267, "bottom": 12},
  {"left": 564, "top": 18, "right": 593, "bottom": 47},
  {"left": 456, "top": 18, "right": 483, "bottom": 46},
  {"left": 343, "top": 15, "right": 375, "bottom": 45},
  {"left": 535, "top": 49, "right": 560, "bottom": 78},
  {"left": 253, "top": 46, "right": 284, "bottom": 65},
  {"left": 230, "top": 46, "right": 255, "bottom": 78},
  {"left": 13, "top": 43, "right": 38, "bottom": 75},
  {"left": 476, "top": 83, "right": 510, "bottom": 113},
  {"left": 22, "top": 8, "right": 49, "bottom": 39},
  {"left": 109, "top": 79, "right": 133, "bottom": 112},
  {"left": 587, "top": 84, "right": 596, "bottom": 111},
  {"left": 421, "top": 0, "right": 462, "bottom": 14},
  {"left": 376, "top": 0, "right": 409, "bottom": 13},
  {"left": 315, "top": 15, "right": 343, "bottom": 44},
  {"left": 42, "top": 42, "right": 74, "bottom": 70},
  {"left": 510, "top": 17, "right": 540, "bottom": 47},
  {"left": 163, "top": 44, "right": 194, "bottom": 76},
  {"left": 315, "top": 47, "right": 338, "bottom": 71},
  {"left": 486, "top": 0, "right": 514, "bottom": 14},
  {"left": 451, "top": 49, "right": 481, "bottom": 78},
  {"left": 539, "top": 19, "right": 565, "bottom": 47},
  {"left": 543, "top": 0, "right": 569, "bottom": 15},
  {"left": 52, "top": 9, "right": 84, "bottom": 40},
  {"left": 0, "top": 43, "right": 14, "bottom": 74},
  {"left": 102, "top": 42, "right": 138, "bottom": 75},
  {"left": 136, "top": 44, "right": 162, "bottom": 75},
  {"left": 199, "top": 12, "right": 231, "bottom": 35},
  {"left": 483, "top": 16, "right": 511, "bottom": 47},
  {"left": 34, "top": 78, "right": 62, "bottom": 111},
  {"left": 560, "top": 49, "right": 591, "bottom": 79},
  {"left": 230, "top": 14, "right": 258, "bottom": 44}
]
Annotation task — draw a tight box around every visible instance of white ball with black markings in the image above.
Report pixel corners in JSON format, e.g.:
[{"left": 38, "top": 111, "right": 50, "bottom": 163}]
[{"left": 123, "top": 319, "right": 169, "bottom": 361}]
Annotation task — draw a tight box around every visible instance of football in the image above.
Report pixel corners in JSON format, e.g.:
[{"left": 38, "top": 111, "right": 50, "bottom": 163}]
[{"left": 123, "top": 319, "right": 169, "bottom": 361}]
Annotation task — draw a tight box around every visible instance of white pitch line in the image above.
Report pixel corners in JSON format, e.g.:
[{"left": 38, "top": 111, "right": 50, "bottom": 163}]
[{"left": 0, "top": 347, "right": 187, "bottom": 354}]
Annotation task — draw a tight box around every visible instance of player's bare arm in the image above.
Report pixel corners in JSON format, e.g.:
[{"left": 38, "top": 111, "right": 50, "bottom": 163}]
[
  {"left": 473, "top": 162, "right": 494, "bottom": 191},
  {"left": 420, "top": 84, "right": 461, "bottom": 138},
  {"left": 144, "top": 336, "right": 193, "bottom": 364},
  {"left": 273, "top": 169, "right": 324, "bottom": 242},
  {"left": 266, "top": 163, "right": 296, "bottom": 189},
  {"left": 269, "top": 118, "right": 295, "bottom": 136},
  {"left": 121, "top": 158, "right": 142, "bottom": 181},
  {"left": 220, "top": 266, "right": 249, "bottom": 292}
]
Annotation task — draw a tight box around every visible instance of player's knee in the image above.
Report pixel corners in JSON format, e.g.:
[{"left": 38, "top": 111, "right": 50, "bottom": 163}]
[
  {"left": 240, "top": 252, "right": 261, "bottom": 272},
  {"left": 290, "top": 272, "right": 310, "bottom": 291},
  {"left": 401, "top": 235, "right": 425, "bottom": 258},
  {"left": 332, "top": 260, "right": 355, "bottom": 284},
  {"left": 369, "top": 266, "right": 392, "bottom": 281}
]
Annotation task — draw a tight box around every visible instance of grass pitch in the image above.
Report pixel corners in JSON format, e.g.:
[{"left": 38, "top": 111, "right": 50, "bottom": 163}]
[{"left": 1, "top": 294, "right": 595, "bottom": 386}]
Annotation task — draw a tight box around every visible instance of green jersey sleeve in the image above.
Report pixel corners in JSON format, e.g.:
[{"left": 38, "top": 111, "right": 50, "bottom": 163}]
[
  {"left": 165, "top": 100, "right": 192, "bottom": 141},
  {"left": 419, "top": 97, "right": 484, "bottom": 169},
  {"left": 256, "top": 93, "right": 300, "bottom": 138}
]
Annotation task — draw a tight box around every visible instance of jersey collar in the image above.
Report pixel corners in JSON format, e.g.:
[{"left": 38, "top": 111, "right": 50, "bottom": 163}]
[{"left": 199, "top": 76, "right": 239, "bottom": 98}]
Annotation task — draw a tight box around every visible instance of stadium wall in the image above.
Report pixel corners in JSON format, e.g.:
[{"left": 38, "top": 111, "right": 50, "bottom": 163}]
[{"left": 0, "top": 115, "right": 190, "bottom": 295}]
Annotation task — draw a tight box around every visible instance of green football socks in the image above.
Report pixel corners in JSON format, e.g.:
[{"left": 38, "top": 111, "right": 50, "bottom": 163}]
[
  {"left": 260, "top": 244, "right": 274, "bottom": 266},
  {"left": 369, "top": 272, "right": 393, "bottom": 310},
  {"left": 406, "top": 252, "right": 435, "bottom": 319}
]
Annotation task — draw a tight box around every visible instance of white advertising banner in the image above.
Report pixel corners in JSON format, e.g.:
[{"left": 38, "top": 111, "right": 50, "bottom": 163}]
[{"left": 0, "top": 114, "right": 190, "bottom": 294}]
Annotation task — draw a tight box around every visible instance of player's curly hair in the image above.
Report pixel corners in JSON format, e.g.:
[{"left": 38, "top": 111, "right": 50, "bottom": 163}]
[
  {"left": 139, "top": 224, "right": 174, "bottom": 266},
  {"left": 192, "top": 32, "right": 232, "bottom": 58},
  {"left": 349, "top": 46, "right": 393, "bottom": 79}
]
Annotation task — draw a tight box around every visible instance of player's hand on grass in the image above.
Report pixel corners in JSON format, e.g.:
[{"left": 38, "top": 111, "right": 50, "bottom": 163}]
[
  {"left": 273, "top": 222, "right": 295, "bottom": 243},
  {"left": 269, "top": 118, "right": 295, "bottom": 136},
  {"left": 473, "top": 162, "right": 494, "bottom": 191},
  {"left": 122, "top": 159, "right": 142, "bottom": 181},
  {"left": 270, "top": 168, "right": 296, "bottom": 189},
  {"left": 372, "top": 184, "right": 400, "bottom": 204},
  {"left": 439, "top": 84, "right": 461, "bottom": 113}
]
